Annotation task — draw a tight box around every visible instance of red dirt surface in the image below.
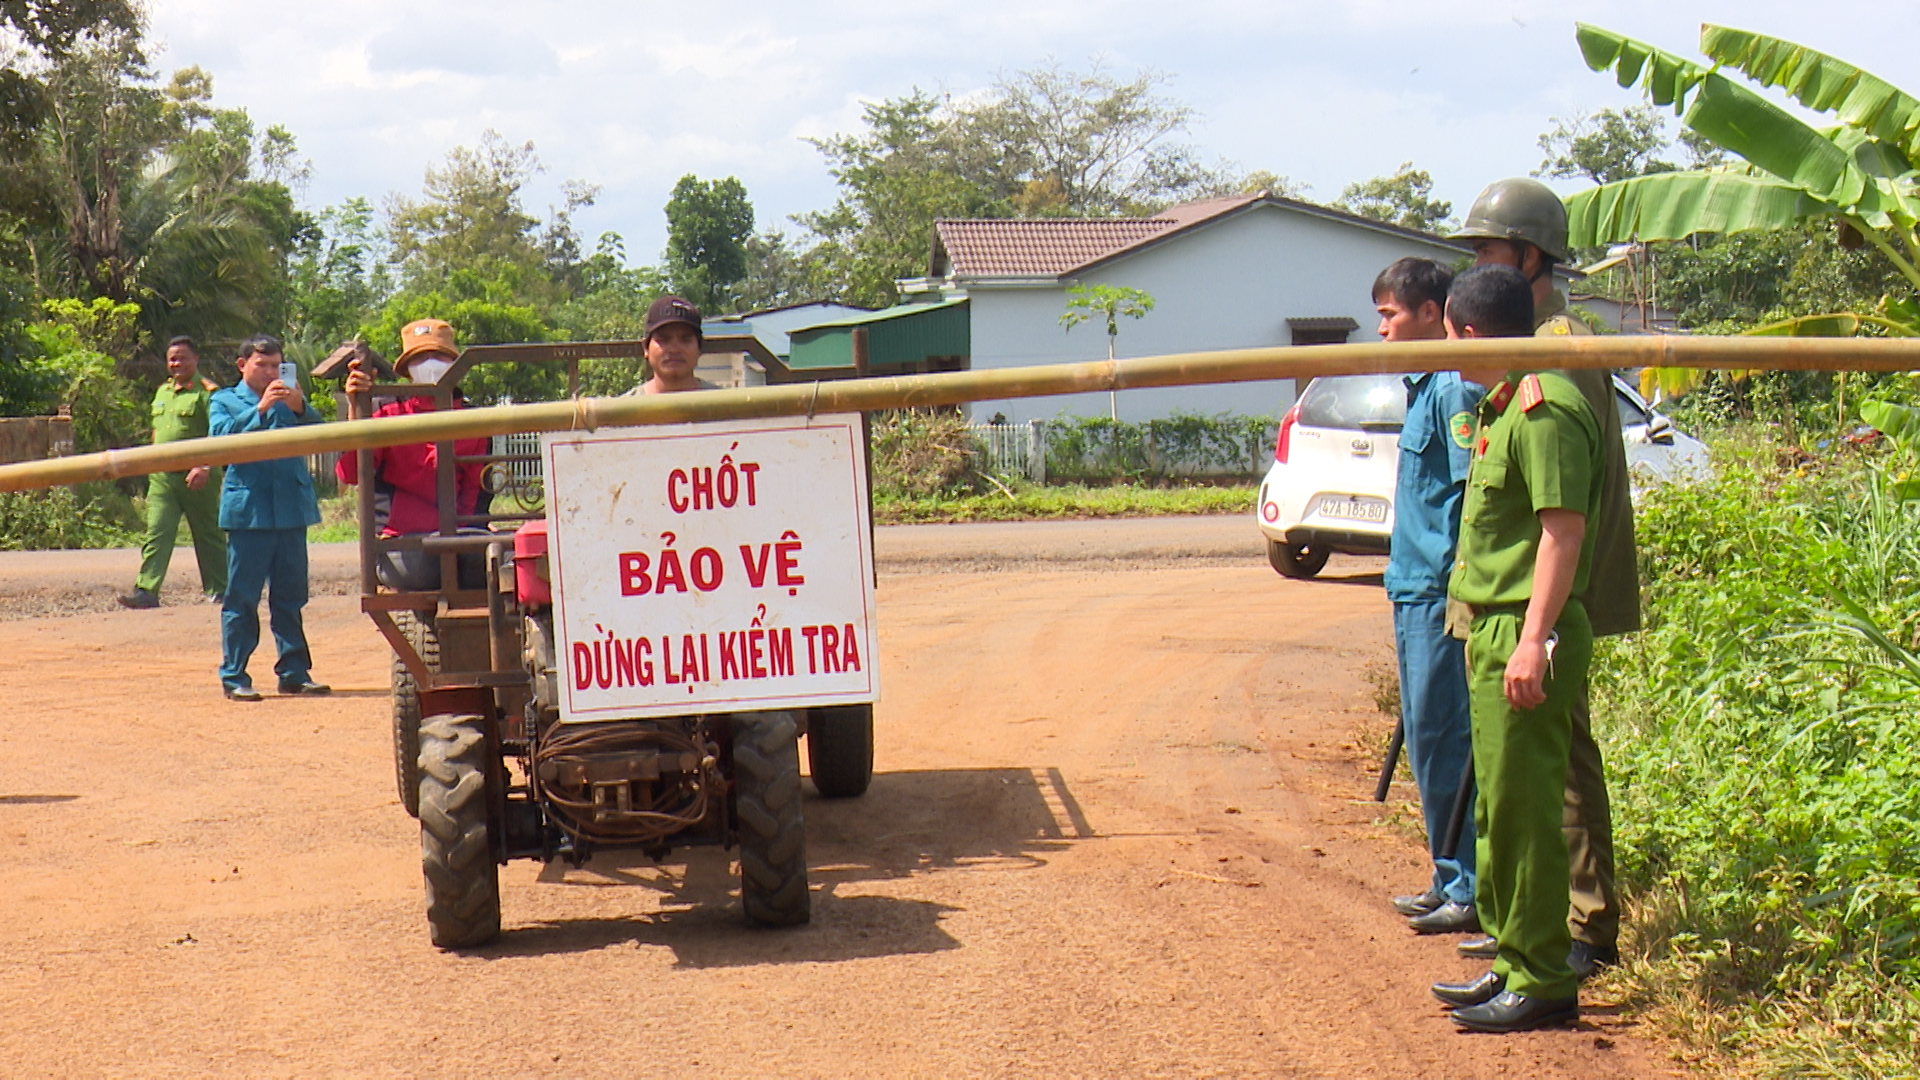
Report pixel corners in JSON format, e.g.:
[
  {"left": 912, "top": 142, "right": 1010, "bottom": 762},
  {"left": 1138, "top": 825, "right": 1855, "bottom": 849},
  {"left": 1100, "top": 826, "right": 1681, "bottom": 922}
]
[{"left": 0, "top": 519, "right": 1687, "bottom": 1077}]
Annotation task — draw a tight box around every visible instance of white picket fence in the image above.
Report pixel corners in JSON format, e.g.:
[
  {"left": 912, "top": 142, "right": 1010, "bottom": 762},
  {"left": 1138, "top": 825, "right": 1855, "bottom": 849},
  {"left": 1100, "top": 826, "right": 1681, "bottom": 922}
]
[{"left": 969, "top": 421, "right": 1049, "bottom": 483}]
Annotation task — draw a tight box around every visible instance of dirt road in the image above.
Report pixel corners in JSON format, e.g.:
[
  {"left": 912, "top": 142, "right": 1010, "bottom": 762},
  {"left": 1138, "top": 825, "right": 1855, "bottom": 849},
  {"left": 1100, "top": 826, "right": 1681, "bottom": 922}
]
[{"left": 0, "top": 518, "right": 1679, "bottom": 1077}]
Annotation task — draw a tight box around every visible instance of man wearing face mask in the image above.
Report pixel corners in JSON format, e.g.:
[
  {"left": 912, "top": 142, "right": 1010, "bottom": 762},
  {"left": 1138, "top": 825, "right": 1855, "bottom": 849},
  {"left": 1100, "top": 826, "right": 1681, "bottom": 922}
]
[{"left": 336, "top": 319, "right": 488, "bottom": 589}]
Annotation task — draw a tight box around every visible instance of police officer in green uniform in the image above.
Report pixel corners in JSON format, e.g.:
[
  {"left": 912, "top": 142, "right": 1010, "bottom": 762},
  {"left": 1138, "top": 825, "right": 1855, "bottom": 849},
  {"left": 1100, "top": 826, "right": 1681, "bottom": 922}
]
[
  {"left": 119, "top": 336, "right": 228, "bottom": 609},
  {"left": 1430, "top": 264, "right": 1602, "bottom": 1032},
  {"left": 1450, "top": 178, "right": 1634, "bottom": 979}
]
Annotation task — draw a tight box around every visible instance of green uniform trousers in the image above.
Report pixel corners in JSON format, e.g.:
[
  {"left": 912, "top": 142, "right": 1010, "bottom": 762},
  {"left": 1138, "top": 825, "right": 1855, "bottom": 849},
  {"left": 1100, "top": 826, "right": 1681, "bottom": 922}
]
[
  {"left": 1468, "top": 601, "right": 1592, "bottom": 1002},
  {"left": 1567, "top": 686, "right": 1617, "bottom": 950},
  {"left": 136, "top": 470, "right": 228, "bottom": 597}
]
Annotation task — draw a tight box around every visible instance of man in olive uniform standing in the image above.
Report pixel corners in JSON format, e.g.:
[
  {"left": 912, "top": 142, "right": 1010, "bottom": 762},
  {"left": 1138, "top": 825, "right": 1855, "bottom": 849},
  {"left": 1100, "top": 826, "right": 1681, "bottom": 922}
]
[
  {"left": 1450, "top": 177, "right": 1635, "bottom": 979},
  {"left": 119, "top": 336, "right": 227, "bottom": 609},
  {"left": 1431, "top": 264, "right": 1603, "bottom": 1032}
]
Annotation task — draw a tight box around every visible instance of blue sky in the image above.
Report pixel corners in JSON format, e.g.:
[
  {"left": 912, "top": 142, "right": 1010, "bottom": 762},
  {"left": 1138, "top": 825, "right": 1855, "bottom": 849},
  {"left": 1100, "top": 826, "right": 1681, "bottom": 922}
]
[{"left": 148, "top": 0, "right": 1913, "bottom": 269}]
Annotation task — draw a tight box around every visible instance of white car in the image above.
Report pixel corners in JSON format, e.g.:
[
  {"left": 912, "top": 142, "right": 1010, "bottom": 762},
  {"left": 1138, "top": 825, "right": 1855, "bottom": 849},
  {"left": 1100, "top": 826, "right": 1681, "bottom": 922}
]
[{"left": 1256, "top": 373, "right": 1709, "bottom": 579}]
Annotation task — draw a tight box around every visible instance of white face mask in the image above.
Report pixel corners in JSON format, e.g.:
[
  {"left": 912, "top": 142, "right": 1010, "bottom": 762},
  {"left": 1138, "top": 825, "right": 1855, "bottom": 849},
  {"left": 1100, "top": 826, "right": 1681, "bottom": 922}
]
[{"left": 408, "top": 357, "right": 452, "bottom": 385}]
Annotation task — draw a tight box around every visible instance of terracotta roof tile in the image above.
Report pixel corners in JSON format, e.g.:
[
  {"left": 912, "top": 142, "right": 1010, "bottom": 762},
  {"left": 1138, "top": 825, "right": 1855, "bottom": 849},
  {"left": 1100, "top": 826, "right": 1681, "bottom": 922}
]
[{"left": 934, "top": 218, "right": 1173, "bottom": 277}]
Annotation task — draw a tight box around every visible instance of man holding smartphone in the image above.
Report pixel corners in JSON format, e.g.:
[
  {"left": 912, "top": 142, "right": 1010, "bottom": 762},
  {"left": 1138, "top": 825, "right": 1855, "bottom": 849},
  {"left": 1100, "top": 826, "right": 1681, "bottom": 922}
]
[{"left": 209, "top": 335, "right": 329, "bottom": 702}]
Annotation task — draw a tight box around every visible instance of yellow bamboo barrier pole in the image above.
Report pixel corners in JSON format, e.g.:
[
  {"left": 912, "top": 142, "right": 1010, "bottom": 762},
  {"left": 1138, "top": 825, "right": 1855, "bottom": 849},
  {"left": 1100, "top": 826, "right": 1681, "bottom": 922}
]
[{"left": 2, "top": 334, "right": 1914, "bottom": 494}]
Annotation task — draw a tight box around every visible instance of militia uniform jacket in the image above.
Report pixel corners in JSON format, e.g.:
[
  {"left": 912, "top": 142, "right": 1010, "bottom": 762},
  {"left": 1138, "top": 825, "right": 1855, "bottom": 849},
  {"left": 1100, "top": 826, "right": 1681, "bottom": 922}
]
[
  {"left": 1450, "top": 373, "right": 1604, "bottom": 609},
  {"left": 210, "top": 382, "right": 322, "bottom": 531},
  {"left": 150, "top": 378, "right": 216, "bottom": 447},
  {"left": 1384, "top": 371, "right": 1483, "bottom": 603},
  {"left": 1536, "top": 290, "right": 1641, "bottom": 637}
]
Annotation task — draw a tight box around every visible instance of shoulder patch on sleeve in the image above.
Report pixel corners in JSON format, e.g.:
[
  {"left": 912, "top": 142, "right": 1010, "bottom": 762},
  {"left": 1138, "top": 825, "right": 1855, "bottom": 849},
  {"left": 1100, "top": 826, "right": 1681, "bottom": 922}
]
[
  {"left": 1449, "top": 411, "right": 1475, "bottom": 448},
  {"left": 1517, "top": 374, "right": 1547, "bottom": 412}
]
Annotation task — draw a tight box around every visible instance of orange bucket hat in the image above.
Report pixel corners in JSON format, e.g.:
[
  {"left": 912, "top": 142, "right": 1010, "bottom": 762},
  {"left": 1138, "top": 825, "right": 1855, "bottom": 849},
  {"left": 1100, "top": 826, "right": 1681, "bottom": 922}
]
[{"left": 397, "top": 318, "right": 459, "bottom": 370}]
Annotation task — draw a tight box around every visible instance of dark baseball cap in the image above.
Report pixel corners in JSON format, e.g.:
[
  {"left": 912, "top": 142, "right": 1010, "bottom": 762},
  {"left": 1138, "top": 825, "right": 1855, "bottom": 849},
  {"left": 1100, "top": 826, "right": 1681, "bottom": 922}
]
[{"left": 644, "top": 295, "right": 703, "bottom": 339}]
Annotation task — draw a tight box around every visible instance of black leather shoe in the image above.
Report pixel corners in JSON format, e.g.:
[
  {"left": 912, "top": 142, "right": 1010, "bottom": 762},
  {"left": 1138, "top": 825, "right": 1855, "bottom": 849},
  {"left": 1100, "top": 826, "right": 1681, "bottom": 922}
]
[
  {"left": 1570, "top": 941, "right": 1620, "bottom": 981},
  {"left": 117, "top": 589, "right": 159, "bottom": 610},
  {"left": 277, "top": 680, "right": 331, "bottom": 696},
  {"left": 1457, "top": 935, "right": 1498, "bottom": 958},
  {"left": 1450, "top": 990, "right": 1579, "bottom": 1033},
  {"left": 1409, "top": 901, "right": 1480, "bottom": 935},
  {"left": 1431, "top": 970, "right": 1504, "bottom": 1008},
  {"left": 1393, "top": 890, "right": 1444, "bottom": 917},
  {"left": 224, "top": 686, "right": 262, "bottom": 702}
]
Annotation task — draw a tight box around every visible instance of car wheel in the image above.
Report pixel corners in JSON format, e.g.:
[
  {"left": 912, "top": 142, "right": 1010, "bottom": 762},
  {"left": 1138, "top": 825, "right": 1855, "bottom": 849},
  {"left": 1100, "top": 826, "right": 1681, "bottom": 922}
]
[{"left": 1268, "top": 539, "right": 1331, "bottom": 579}]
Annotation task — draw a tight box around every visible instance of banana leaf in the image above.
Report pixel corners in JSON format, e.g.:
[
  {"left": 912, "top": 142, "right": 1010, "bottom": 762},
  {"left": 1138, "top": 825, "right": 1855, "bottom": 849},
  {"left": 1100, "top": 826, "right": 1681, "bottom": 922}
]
[
  {"left": 1702, "top": 25, "right": 1920, "bottom": 163},
  {"left": 1565, "top": 169, "right": 1828, "bottom": 247},
  {"left": 1746, "top": 313, "right": 1914, "bottom": 337},
  {"left": 1575, "top": 25, "right": 1900, "bottom": 226}
]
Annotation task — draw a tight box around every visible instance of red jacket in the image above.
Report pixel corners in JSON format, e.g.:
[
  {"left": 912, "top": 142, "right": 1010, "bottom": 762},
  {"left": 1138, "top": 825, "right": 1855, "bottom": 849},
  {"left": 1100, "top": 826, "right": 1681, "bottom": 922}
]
[{"left": 336, "top": 395, "right": 488, "bottom": 535}]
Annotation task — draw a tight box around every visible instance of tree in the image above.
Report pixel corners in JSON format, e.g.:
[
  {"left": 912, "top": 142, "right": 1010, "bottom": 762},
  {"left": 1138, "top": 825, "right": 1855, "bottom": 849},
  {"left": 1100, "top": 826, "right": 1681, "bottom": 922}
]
[
  {"left": 1566, "top": 24, "right": 1920, "bottom": 337},
  {"left": 801, "top": 62, "right": 1230, "bottom": 306},
  {"left": 663, "top": 174, "right": 753, "bottom": 311},
  {"left": 386, "top": 131, "right": 552, "bottom": 301},
  {"left": 971, "top": 61, "right": 1227, "bottom": 216},
  {"left": 1536, "top": 106, "right": 1676, "bottom": 185},
  {"left": 289, "top": 197, "right": 391, "bottom": 350},
  {"left": 1060, "top": 283, "right": 1154, "bottom": 420},
  {"left": 1335, "top": 163, "right": 1452, "bottom": 232},
  {"left": 732, "top": 229, "right": 826, "bottom": 314},
  {"left": 0, "top": 0, "right": 138, "bottom": 154},
  {"left": 800, "top": 91, "right": 1012, "bottom": 308}
]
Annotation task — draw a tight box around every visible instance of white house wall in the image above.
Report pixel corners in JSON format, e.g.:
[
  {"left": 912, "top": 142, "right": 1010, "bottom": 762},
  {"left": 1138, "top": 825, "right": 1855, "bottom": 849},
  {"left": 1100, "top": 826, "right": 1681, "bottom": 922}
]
[{"left": 965, "top": 205, "right": 1463, "bottom": 425}]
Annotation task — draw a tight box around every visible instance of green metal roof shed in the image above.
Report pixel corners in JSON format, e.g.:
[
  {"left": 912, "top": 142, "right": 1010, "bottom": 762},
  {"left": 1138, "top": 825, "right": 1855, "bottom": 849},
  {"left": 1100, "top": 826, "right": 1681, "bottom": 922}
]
[{"left": 786, "top": 298, "right": 969, "bottom": 373}]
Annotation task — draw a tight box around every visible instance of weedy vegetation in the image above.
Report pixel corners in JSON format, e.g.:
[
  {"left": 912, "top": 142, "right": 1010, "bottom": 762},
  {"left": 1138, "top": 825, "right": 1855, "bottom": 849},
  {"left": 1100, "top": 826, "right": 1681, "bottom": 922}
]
[{"left": 1595, "top": 414, "right": 1920, "bottom": 1077}]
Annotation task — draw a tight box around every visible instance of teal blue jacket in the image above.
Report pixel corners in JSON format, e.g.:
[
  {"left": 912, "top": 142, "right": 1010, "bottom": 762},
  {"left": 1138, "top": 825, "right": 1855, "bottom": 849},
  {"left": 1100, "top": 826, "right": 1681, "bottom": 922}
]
[{"left": 210, "top": 382, "right": 322, "bottom": 530}]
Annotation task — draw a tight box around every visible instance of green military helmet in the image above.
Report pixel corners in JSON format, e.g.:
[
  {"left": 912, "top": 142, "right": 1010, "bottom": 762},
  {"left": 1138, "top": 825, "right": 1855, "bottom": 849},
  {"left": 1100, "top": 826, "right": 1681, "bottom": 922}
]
[{"left": 1452, "top": 177, "right": 1569, "bottom": 262}]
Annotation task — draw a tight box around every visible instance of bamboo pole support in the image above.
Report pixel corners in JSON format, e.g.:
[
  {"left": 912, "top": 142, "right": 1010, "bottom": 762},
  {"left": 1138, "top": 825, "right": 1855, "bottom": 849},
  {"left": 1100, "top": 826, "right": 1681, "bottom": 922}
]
[{"left": 2, "top": 335, "right": 1914, "bottom": 494}]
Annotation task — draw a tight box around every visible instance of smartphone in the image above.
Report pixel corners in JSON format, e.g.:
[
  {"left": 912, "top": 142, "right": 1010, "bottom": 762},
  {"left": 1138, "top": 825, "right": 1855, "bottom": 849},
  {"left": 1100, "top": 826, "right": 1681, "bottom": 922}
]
[{"left": 279, "top": 360, "right": 299, "bottom": 389}]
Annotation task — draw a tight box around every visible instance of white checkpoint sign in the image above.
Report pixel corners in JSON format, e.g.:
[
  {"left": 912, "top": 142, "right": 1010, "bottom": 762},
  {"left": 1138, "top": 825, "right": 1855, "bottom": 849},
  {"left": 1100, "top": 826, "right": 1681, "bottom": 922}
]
[{"left": 543, "top": 413, "right": 877, "bottom": 722}]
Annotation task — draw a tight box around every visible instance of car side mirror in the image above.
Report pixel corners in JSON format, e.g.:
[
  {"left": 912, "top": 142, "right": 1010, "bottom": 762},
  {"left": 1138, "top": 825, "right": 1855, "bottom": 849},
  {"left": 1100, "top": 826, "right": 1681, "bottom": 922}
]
[{"left": 1646, "top": 414, "right": 1675, "bottom": 445}]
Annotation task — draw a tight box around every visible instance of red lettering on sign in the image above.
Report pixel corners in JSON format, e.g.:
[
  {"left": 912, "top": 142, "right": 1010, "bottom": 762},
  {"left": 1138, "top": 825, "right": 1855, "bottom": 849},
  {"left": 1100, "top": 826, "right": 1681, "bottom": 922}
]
[
  {"left": 775, "top": 532, "right": 804, "bottom": 588},
  {"left": 842, "top": 623, "right": 861, "bottom": 673},
  {"left": 748, "top": 627, "right": 767, "bottom": 678},
  {"left": 572, "top": 643, "right": 592, "bottom": 690},
  {"left": 662, "top": 635, "right": 679, "bottom": 683},
  {"left": 740, "top": 543, "right": 771, "bottom": 587},
  {"left": 801, "top": 625, "right": 820, "bottom": 674},
  {"left": 655, "top": 548, "right": 686, "bottom": 593},
  {"left": 667, "top": 469, "right": 689, "bottom": 513},
  {"left": 769, "top": 627, "right": 793, "bottom": 677},
  {"left": 636, "top": 637, "right": 654, "bottom": 686},
  {"left": 821, "top": 623, "right": 841, "bottom": 673},
  {"left": 699, "top": 633, "right": 711, "bottom": 682},
  {"left": 740, "top": 462, "right": 759, "bottom": 505},
  {"left": 613, "top": 637, "right": 634, "bottom": 685},
  {"left": 681, "top": 634, "right": 699, "bottom": 683},
  {"left": 719, "top": 632, "right": 739, "bottom": 680},
  {"left": 690, "top": 547, "right": 723, "bottom": 591},
  {"left": 618, "top": 552, "right": 651, "bottom": 595},
  {"left": 690, "top": 467, "right": 714, "bottom": 510}
]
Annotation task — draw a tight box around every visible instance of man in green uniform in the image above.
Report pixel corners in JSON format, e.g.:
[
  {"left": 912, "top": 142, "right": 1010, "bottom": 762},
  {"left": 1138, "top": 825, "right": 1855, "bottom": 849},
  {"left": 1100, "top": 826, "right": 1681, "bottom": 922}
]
[
  {"left": 1431, "top": 264, "right": 1602, "bottom": 1032},
  {"left": 119, "top": 336, "right": 227, "bottom": 609},
  {"left": 1450, "top": 178, "right": 1634, "bottom": 978}
]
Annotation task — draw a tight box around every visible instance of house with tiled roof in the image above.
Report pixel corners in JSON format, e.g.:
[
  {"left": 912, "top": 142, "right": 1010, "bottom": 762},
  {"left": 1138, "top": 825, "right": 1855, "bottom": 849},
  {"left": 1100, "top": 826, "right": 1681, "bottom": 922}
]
[{"left": 924, "top": 191, "right": 1472, "bottom": 423}]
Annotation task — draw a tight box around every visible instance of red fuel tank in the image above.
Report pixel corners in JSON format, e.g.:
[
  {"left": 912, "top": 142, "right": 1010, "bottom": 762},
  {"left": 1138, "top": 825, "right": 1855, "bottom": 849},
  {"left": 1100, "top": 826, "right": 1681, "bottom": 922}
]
[{"left": 513, "top": 518, "right": 551, "bottom": 607}]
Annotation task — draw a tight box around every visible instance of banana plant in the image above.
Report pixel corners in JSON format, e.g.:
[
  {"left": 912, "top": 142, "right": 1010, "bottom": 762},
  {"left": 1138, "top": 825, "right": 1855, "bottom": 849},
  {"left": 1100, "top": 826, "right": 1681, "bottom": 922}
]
[{"left": 1567, "top": 24, "right": 1920, "bottom": 396}]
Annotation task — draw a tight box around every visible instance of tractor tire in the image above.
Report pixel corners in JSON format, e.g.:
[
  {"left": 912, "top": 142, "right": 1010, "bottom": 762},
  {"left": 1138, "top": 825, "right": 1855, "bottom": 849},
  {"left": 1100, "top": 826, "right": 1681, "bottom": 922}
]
[
  {"left": 733, "top": 711, "right": 810, "bottom": 927},
  {"left": 1267, "top": 539, "right": 1331, "bottom": 579},
  {"left": 806, "top": 705, "right": 873, "bottom": 799},
  {"left": 391, "top": 610, "right": 439, "bottom": 818},
  {"left": 419, "top": 713, "right": 501, "bottom": 949}
]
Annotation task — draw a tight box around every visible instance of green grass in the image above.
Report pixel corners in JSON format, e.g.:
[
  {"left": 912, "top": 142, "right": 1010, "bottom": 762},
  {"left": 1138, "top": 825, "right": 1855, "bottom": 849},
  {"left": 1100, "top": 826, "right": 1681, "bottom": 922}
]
[
  {"left": 1593, "top": 433, "right": 1920, "bottom": 1077},
  {"left": 874, "top": 483, "right": 1255, "bottom": 524},
  {"left": 308, "top": 493, "right": 358, "bottom": 544}
]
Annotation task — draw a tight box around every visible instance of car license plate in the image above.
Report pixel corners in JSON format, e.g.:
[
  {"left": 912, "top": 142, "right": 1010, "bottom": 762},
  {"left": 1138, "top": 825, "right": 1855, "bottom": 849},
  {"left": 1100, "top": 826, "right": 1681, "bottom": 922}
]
[{"left": 1317, "top": 497, "right": 1387, "bottom": 523}]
